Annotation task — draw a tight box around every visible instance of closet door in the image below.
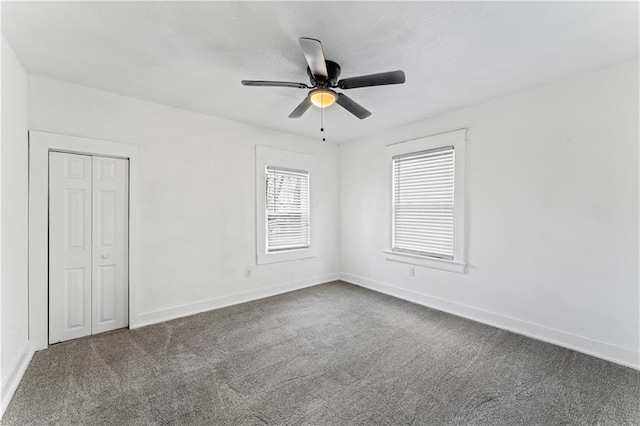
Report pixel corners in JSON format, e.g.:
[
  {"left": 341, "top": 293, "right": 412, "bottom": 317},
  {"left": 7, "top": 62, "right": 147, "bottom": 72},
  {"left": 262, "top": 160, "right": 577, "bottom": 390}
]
[
  {"left": 49, "top": 152, "right": 129, "bottom": 344},
  {"left": 49, "top": 152, "right": 93, "bottom": 344},
  {"left": 91, "top": 156, "right": 129, "bottom": 334}
]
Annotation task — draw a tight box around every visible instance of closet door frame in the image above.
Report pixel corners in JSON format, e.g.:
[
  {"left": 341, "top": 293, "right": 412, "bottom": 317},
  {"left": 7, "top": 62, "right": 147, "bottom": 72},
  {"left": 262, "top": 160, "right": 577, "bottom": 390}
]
[{"left": 29, "top": 131, "right": 139, "bottom": 351}]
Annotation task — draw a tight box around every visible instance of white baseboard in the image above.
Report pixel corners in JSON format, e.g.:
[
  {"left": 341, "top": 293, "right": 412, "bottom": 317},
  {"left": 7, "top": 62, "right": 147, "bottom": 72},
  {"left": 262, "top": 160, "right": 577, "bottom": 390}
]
[
  {"left": 340, "top": 272, "right": 640, "bottom": 370},
  {"left": 1, "top": 342, "right": 34, "bottom": 420},
  {"left": 133, "top": 273, "right": 339, "bottom": 329}
]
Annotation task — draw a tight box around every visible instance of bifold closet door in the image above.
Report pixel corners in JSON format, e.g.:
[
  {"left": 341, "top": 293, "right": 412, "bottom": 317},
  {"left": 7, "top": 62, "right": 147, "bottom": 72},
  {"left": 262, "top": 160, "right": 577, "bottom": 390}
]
[
  {"left": 49, "top": 152, "right": 93, "bottom": 343},
  {"left": 49, "top": 152, "right": 129, "bottom": 344},
  {"left": 91, "top": 156, "right": 129, "bottom": 335}
]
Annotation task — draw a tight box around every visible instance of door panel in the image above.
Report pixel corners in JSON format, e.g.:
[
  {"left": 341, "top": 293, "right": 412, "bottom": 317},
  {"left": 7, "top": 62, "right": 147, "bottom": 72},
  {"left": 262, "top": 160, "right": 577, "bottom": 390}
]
[
  {"left": 97, "top": 265, "right": 117, "bottom": 322},
  {"left": 64, "top": 268, "right": 87, "bottom": 329},
  {"left": 91, "top": 156, "right": 129, "bottom": 334},
  {"left": 49, "top": 152, "right": 93, "bottom": 343},
  {"left": 97, "top": 191, "right": 116, "bottom": 247}
]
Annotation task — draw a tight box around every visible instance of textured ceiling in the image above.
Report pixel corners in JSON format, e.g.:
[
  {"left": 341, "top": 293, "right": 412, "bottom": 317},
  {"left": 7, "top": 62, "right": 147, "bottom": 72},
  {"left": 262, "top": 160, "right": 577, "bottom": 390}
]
[{"left": 2, "top": 1, "right": 638, "bottom": 144}]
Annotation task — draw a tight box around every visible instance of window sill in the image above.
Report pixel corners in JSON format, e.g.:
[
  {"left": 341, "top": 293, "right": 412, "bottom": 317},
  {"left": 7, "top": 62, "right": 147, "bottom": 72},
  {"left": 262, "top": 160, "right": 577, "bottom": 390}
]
[
  {"left": 383, "top": 250, "right": 467, "bottom": 274},
  {"left": 257, "top": 248, "right": 316, "bottom": 265}
]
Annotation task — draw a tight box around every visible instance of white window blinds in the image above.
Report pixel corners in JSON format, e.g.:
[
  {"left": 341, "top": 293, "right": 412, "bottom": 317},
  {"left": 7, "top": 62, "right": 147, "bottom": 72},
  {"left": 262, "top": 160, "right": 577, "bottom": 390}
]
[
  {"left": 392, "top": 146, "right": 455, "bottom": 260},
  {"left": 266, "top": 166, "right": 310, "bottom": 252}
]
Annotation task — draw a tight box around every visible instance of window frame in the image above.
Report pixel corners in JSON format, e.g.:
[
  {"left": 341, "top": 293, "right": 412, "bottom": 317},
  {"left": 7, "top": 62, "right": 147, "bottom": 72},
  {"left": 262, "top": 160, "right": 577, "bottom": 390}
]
[
  {"left": 256, "top": 146, "right": 315, "bottom": 265},
  {"left": 384, "top": 129, "right": 467, "bottom": 273}
]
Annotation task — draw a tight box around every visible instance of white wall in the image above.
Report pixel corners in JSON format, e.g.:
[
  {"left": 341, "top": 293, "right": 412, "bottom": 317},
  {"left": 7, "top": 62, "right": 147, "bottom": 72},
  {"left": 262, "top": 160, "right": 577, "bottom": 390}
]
[
  {"left": 1, "top": 37, "right": 31, "bottom": 414},
  {"left": 28, "top": 75, "right": 339, "bottom": 327},
  {"left": 340, "top": 60, "right": 640, "bottom": 368}
]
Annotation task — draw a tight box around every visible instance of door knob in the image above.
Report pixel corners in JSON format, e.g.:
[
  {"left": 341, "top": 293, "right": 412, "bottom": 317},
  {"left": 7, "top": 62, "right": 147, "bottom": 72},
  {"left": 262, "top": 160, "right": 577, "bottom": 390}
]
[{"left": 102, "top": 254, "right": 110, "bottom": 259}]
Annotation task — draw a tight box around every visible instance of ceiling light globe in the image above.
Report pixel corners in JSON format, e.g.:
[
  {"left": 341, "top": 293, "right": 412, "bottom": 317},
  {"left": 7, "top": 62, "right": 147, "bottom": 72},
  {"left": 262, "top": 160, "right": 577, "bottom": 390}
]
[{"left": 309, "top": 89, "right": 337, "bottom": 108}]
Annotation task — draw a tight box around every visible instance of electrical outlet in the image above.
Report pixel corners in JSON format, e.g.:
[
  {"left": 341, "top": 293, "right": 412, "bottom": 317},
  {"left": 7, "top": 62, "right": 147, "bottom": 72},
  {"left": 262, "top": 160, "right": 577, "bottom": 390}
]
[
  {"left": 246, "top": 267, "right": 252, "bottom": 278},
  {"left": 409, "top": 267, "right": 415, "bottom": 277}
]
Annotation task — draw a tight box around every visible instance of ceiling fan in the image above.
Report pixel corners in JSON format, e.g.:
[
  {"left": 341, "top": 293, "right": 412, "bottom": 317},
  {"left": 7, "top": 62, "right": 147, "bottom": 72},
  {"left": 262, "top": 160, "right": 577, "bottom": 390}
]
[{"left": 241, "top": 37, "right": 406, "bottom": 120}]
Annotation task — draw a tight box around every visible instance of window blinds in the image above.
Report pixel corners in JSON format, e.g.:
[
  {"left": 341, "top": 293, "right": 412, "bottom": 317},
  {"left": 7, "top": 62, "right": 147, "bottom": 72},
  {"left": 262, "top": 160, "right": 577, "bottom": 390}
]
[
  {"left": 392, "top": 146, "right": 455, "bottom": 260},
  {"left": 266, "top": 166, "right": 310, "bottom": 252}
]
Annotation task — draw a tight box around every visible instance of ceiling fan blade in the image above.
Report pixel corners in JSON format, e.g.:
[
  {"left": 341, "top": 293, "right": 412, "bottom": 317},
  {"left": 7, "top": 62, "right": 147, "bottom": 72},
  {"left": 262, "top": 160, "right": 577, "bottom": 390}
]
[
  {"left": 338, "top": 70, "right": 406, "bottom": 90},
  {"left": 299, "top": 37, "right": 328, "bottom": 80},
  {"left": 336, "top": 93, "right": 371, "bottom": 119},
  {"left": 288, "top": 97, "right": 312, "bottom": 118},
  {"left": 242, "top": 80, "right": 310, "bottom": 89}
]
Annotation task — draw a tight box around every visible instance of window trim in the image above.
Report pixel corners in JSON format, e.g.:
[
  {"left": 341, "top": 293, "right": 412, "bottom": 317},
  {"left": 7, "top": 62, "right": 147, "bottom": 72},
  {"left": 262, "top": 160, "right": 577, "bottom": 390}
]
[
  {"left": 256, "top": 146, "right": 315, "bottom": 265},
  {"left": 384, "top": 129, "right": 467, "bottom": 273}
]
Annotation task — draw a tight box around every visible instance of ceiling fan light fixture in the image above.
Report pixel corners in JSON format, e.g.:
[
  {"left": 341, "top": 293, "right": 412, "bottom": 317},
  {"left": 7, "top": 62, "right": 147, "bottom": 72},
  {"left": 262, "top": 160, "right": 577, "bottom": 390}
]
[{"left": 309, "top": 89, "right": 337, "bottom": 108}]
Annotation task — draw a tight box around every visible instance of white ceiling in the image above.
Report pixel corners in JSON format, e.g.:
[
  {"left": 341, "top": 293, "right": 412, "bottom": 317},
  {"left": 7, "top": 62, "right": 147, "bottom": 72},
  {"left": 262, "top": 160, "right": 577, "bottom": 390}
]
[{"left": 2, "top": 1, "right": 638, "bottom": 144}]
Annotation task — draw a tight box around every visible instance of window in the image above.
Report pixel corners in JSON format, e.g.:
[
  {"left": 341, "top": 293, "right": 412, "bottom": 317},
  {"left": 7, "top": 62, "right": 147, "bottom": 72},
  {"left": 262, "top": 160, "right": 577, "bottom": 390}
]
[
  {"left": 392, "top": 146, "right": 455, "bottom": 259},
  {"left": 256, "top": 146, "right": 315, "bottom": 264},
  {"left": 266, "top": 167, "right": 310, "bottom": 252},
  {"left": 384, "top": 129, "right": 466, "bottom": 273}
]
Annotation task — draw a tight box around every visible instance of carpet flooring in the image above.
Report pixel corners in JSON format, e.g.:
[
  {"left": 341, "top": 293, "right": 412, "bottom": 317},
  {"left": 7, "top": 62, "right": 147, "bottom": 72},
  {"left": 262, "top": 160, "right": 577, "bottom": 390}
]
[{"left": 3, "top": 281, "right": 639, "bottom": 425}]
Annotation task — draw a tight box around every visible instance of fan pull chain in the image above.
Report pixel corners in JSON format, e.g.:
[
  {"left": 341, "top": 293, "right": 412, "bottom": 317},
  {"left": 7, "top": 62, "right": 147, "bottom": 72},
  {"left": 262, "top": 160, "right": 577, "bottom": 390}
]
[{"left": 320, "top": 108, "right": 326, "bottom": 142}]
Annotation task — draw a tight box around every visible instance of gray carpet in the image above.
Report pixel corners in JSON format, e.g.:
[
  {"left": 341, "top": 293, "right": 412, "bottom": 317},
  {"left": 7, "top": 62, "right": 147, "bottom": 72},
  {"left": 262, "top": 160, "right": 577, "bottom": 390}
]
[{"left": 3, "top": 281, "right": 639, "bottom": 425}]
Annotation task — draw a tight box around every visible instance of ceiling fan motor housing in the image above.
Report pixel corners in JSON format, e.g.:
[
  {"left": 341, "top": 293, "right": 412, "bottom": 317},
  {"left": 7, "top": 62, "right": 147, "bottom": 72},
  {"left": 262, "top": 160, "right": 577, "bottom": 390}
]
[{"left": 307, "top": 60, "right": 341, "bottom": 87}]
